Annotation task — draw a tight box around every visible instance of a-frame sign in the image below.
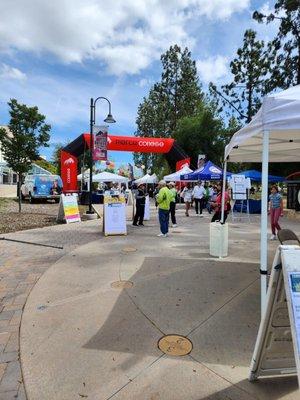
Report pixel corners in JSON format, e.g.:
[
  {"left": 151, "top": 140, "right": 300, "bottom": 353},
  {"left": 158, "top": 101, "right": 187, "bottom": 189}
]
[{"left": 249, "top": 245, "right": 300, "bottom": 389}]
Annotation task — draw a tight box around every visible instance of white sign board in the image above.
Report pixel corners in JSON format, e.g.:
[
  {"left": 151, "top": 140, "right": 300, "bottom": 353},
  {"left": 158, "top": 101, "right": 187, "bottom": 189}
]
[
  {"left": 144, "top": 195, "right": 150, "bottom": 221},
  {"left": 103, "top": 195, "right": 127, "bottom": 236},
  {"left": 57, "top": 194, "right": 81, "bottom": 224},
  {"left": 249, "top": 245, "right": 300, "bottom": 386},
  {"left": 229, "top": 174, "right": 248, "bottom": 200}
]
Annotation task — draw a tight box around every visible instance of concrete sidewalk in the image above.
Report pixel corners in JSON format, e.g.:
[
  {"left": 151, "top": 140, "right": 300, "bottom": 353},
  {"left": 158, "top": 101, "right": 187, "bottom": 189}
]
[{"left": 18, "top": 206, "right": 299, "bottom": 400}]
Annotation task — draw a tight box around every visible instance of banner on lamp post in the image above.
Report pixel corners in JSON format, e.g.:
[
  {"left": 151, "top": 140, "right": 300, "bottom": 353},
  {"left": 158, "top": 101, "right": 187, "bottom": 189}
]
[{"left": 93, "top": 125, "right": 108, "bottom": 161}]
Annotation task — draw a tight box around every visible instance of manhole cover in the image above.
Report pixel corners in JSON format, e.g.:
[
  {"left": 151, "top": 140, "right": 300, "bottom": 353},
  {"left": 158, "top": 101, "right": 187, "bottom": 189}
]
[
  {"left": 171, "top": 231, "right": 183, "bottom": 234},
  {"left": 158, "top": 335, "right": 193, "bottom": 356},
  {"left": 122, "top": 247, "right": 137, "bottom": 253},
  {"left": 111, "top": 280, "right": 133, "bottom": 289}
]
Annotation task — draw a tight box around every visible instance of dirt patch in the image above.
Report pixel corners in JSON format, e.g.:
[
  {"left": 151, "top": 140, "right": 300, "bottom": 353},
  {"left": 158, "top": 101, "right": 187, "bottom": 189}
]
[{"left": 0, "top": 199, "right": 88, "bottom": 234}]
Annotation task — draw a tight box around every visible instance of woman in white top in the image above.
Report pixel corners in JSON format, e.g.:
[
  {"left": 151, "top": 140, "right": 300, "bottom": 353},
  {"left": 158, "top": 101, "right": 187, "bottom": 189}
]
[{"left": 181, "top": 183, "right": 193, "bottom": 216}]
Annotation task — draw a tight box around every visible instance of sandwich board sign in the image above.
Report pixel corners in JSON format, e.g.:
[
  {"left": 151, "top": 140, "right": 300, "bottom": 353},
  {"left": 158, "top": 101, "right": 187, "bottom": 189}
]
[
  {"left": 249, "top": 245, "right": 300, "bottom": 388},
  {"left": 103, "top": 195, "right": 127, "bottom": 236},
  {"left": 57, "top": 194, "right": 81, "bottom": 224}
]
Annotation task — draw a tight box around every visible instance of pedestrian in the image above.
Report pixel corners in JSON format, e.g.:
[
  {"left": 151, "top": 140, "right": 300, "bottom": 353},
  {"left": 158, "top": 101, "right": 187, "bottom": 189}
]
[
  {"left": 156, "top": 180, "right": 173, "bottom": 237},
  {"left": 192, "top": 181, "right": 205, "bottom": 217},
  {"left": 133, "top": 183, "right": 146, "bottom": 226},
  {"left": 181, "top": 183, "right": 193, "bottom": 216},
  {"left": 268, "top": 185, "right": 283, "bottom": 240},
  {"left": 168, "top": 182, "right": 177, "bottom": 227},
  {"left": 211, "top": 183, "right": 231, "bottom": 223},
  {"left": 206, "top": 184, "right": 214, "bottom": 214}
]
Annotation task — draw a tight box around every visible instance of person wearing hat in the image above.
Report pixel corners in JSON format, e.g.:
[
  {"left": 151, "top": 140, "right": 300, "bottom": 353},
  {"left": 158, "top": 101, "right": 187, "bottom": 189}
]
[
  {"left": 133, "top": 183, "right": 146, "bottom": 226},
  {"left": 167, "top": 182, "right": 178, "bottom": 227},
  {"left": 156, "top": 180, "right": 173, "bottom": 237}
]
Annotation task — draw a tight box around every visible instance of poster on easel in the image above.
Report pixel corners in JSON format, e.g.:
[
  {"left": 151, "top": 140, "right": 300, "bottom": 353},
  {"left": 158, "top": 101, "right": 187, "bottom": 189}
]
[
  {"left": 144, "top": 195, "right": 150, "bottom": 221},
  {"left": 103, "top": 195, "right": 127, "bottom": 236},
  {"left": 57, "top": 194, "right": 81, "bottom": 224},
  {"left": 249, "top": 245, "right": 300, "bottom": 386},
  {"left": 229, "top": 174, "right": 248, "bottom": 200}
]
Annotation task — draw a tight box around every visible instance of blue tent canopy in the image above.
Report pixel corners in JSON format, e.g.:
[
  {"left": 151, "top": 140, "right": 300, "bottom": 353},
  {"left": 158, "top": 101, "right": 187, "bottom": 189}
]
[
  {"left": 180, "top": 160, "right": 231, "bottom": 181},
  {"left": 237, "top": 170, "right": 285, "bottom": 182}
]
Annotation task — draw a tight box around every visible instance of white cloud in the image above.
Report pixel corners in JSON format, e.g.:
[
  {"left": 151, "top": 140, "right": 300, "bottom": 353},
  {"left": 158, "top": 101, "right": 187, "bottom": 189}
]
[
  {"left": 0, "top": 0, "right": 250, "bottom": 76},
  {"left": 196, "top": 55, "right": 229, "bottom": 84},
  {"left": 137, "top": 78, "right": 153, "bottom": 88},
  {"left": 0, "top": 64, "right": 27, "bottom": 81}
]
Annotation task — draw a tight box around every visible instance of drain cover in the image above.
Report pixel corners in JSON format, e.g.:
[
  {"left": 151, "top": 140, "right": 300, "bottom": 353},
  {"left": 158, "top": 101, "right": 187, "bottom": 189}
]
[
  {"left": 158, "top": 335, "right": 192, "bottom": 356},
  {"left": 111, "top": 280, "right": 133, "bottom": 289},
  {"left": 171, "top": 231, "right": 182, "bottom": 234},
  {"left": 122, "top": 247, "right": 137, "bottom": 253}
]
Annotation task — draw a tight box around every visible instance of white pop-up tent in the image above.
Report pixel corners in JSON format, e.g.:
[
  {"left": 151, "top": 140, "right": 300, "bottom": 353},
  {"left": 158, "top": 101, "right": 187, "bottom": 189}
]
[
  {"left": 92, "top": 171, "right": 129, "bottom": 183},
  {"left": 164, "top": 165, "right": 193, "bottom": 181},
  {"left": 134, "top": 173, "right": 158, "bottom": 185},
  {"left": 222, "top": 84, "right": 300, "bottom": 314}
]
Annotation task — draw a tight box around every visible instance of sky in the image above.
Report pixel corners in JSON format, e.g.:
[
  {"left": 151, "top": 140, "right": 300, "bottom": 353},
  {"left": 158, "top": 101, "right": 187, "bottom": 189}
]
[{"left": 0, "top": 0, "right": 277, "bottom": 167}]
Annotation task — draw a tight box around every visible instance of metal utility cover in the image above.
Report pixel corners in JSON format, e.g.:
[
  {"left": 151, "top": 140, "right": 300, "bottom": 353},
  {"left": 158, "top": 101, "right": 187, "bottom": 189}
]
[{"left": 158, "top": 335, "right": 193, "bottom": 356}]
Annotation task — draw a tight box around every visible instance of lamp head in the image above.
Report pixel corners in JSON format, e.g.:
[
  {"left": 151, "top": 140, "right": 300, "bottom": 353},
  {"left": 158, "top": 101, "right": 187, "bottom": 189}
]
[{"left": 104, "top": 113, "right": 116, "bottom": 123}]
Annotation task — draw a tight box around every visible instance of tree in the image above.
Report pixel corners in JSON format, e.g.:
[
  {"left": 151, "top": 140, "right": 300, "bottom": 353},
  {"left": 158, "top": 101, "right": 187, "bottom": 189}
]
[
  {"left": 253, "top": 0, "right": 300, "bottom": 91},
  {"left": 210, "top": 30, "right": 270, "bottom": 123},
  {"left": 0, "top": 99, "right": 51, "bottom": 212},
  {"left": 34, "top": 158, "right": 57, "bottom": 174},
  {"left": 174, "top": 104, "right": 227, "bottom": 168},
  {"left": 160, "top": 45, "right": 203, "bottom": 133},
  {"left": 134, "top": 45, "right": 203, "bottom": 174}
]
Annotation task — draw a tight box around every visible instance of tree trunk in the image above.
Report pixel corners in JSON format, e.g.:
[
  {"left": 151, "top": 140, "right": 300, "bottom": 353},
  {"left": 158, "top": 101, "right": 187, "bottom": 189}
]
[{"left": 18, "top": 173, "right": 22, "bottom": 213}]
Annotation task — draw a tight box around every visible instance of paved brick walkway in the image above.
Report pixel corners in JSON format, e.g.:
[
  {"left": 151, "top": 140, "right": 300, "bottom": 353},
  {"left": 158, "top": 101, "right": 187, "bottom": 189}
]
[{"left": 0, "top": 220, "right": 100, "bottom": 399}]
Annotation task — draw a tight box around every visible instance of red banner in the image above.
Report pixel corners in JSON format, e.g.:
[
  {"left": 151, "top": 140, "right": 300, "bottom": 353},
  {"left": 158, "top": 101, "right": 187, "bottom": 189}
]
[
  {"left": 61, "top": 151, "right": 78, "bottom": 193},
  {"left": 176, "top": 158, "right": 190, "bottom": 171},
  {"left": 107, "top": 136, "right": 174, "bottom": 153}
]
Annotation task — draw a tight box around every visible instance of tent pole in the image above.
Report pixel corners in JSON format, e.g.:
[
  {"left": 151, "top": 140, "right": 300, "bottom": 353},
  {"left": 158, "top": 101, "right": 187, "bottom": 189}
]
[
  {"left": 220, "top": 160, "right": 227, "bottom": 224},
  {"left": 260, "top": 130, "right": 269, "bottom": 317}
]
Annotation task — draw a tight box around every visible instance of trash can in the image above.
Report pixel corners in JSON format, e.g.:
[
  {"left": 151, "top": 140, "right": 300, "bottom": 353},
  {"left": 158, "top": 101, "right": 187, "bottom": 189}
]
[{"left": 209, "top": 222, "right": 228, "bottom": 257}]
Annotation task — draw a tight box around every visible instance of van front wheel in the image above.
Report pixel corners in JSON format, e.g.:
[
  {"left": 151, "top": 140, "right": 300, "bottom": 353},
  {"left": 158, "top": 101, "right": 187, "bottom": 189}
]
[{"left": 29, "top": 193, "right": 35, "bottom": 204}]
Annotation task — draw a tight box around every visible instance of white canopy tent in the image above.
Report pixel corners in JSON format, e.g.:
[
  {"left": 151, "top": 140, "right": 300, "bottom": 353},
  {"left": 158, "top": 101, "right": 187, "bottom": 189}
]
[
  {"left": 222, "top": 84, "right": 300, "bottom": 315},
  {"left": 134, "top": 173, "right": 158, "bottom": 185},
  {"left": 92, "top": 171, "right": 129, "bottom": 183},
  {"left": 164, "top": 165, "right": 193, "bottom": 182},
  {"left": 78, "top": 171, "right": 128, "bottom": 183}
]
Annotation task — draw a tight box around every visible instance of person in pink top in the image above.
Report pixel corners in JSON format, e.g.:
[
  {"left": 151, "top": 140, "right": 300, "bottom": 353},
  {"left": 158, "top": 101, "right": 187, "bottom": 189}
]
[{"left": 210, "top": 183, "right": 231, "bottom": 223}]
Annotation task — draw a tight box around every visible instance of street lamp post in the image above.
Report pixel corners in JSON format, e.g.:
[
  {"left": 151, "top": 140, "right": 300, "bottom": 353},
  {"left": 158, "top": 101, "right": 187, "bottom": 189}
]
[{"left": 87, "top": 96, "right": 116, "bottom": 214}]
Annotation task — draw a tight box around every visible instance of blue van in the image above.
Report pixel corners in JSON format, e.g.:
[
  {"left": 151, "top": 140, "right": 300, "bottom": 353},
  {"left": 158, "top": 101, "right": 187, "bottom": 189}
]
[{"left": 21, "top": 174, "right": 63, "bottom": 203}]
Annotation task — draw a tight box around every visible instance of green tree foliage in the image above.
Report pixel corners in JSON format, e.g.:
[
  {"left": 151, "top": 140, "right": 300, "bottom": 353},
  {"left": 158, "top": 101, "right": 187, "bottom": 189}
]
[
  {"left": 0, "top": 99, "right": 51, "bottom": 212},
  {"left": 210, "top": 30, "right": 270, "bottom": 123},
  {"left": 253, "top": 0, "right": 300, "bottom": 90},
  {"left": 174, "top": 104, "right": 228, "bottom": 168},
  {"left": 51, "top": 143, "right": 65, "bottom": 175},
  {"left": 33, "top": 158, "right": 57, "bottom": 174},
  {"left": 134, "top": 45, "right": 203, "bottom": 173}
]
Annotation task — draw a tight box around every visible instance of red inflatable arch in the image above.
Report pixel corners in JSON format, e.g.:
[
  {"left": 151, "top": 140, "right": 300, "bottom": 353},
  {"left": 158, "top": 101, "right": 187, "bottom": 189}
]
[{"left": 61, "top": 133, "right": 189, "bottom": 192}]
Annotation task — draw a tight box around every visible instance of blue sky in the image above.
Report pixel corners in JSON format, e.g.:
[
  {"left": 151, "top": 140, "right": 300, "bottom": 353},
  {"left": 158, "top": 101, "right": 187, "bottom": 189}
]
[{"left": 0, "top": 0, "right": 276, "bottom": 168}]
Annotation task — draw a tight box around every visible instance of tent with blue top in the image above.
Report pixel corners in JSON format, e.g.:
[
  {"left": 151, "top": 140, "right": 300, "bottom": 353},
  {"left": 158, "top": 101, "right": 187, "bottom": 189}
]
[
  {"left": 180, "top": 160, "right": 231, "bottom": 181},
  {"left": 236, "top": 169, "right": 285, "bottom": 182}
]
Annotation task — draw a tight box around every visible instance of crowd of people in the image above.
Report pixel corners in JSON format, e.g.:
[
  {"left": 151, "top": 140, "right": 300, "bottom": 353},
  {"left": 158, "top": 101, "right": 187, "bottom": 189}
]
[{"left": 132, "top": 180, "right": 231, "bottom": 237}]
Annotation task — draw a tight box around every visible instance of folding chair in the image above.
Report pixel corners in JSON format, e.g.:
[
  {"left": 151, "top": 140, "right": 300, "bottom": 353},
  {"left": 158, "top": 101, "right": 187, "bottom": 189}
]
[{"left": 277, "top": 229, "right": 300, "bottom": 245}]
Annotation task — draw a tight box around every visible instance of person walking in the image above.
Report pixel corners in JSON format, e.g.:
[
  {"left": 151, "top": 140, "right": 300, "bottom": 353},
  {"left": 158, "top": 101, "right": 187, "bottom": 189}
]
[
  {"left": 156, "top": 180, "right": 173, "bottom": 237},
  {"left": 168, "top": 182, "right": 177, "bottom": 227},
  {"left": 192, "top": 181, "right": 205, "bottom": 217},
  {"left": 211, "top": 183, "right": 231, "bottom": 223},
  {"left": 181, "top": 183, "right": 193, "bottom": 216},
  {"left": 268, "top": 185, "right": 283, "bottom": 240},
  {"left": 133, "top": 183, "right": 146, "bottom": 226}
]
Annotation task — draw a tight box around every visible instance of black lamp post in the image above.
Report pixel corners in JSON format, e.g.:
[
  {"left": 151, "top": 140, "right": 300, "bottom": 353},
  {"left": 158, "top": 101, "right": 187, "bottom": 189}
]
[{"left": 88, "top": 96, "right": 116, "bottom": 214}]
